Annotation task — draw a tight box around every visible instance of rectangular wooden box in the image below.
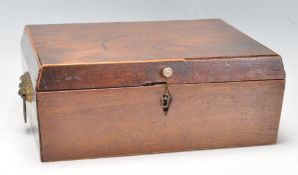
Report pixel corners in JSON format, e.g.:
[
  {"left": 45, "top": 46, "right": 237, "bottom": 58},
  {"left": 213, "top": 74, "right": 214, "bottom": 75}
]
[{"left": 20, "top": 19, "right": 285, "bottom": 162}]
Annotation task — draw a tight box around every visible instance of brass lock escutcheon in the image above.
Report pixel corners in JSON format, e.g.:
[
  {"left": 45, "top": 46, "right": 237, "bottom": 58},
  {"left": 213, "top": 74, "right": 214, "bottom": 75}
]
[{"left": 18, "top": 72, "right": 34, "bottom": 123}]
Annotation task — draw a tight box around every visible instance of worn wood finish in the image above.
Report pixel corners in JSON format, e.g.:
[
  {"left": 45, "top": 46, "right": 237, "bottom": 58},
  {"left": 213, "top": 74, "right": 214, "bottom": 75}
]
[
  {"left": 20, "top": 19, "right": 286, "bottom": 162},
  {"left": 25, "top": 19, "right": 276, "bottom": 65},
  {"left": 21, "top": 19, "right": 285, "bottom": 91},
  {"left": 38, "top": 80, "right": 284, "bottom": 162},
  {"left": 38, "top": 56, "right": 284, "bottom": 91}
]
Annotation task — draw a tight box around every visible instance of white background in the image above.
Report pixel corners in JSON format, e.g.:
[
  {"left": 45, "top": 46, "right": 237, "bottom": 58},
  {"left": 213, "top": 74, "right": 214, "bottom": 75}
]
[{"left": 0, "top": 0, "right": 297, "bottom": 174}]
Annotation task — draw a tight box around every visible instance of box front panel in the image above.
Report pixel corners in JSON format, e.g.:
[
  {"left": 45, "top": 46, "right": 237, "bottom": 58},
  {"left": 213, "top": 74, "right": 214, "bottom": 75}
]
[{"left": 37, "top": 80, "right": 284, "bottom": 161}]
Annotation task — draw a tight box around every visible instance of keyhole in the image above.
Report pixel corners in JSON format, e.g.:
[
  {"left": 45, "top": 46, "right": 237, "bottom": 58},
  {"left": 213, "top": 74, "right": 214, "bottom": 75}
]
[
  {"left": 160, "top": 87, "right": 172, "bottom": 115},
  {"left": 162, "top": 94, "right": 170, "bottom": 108}
]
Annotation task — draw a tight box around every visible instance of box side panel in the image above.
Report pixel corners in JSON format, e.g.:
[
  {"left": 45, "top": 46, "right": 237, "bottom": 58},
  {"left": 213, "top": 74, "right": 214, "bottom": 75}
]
[
  {"left": 21, "top": 28, "right": 41, "bottom": 88},
  {"left": 21, "top": 29, "right": 42, "bottom": 160},
  {"left": 37, "top": 80, "right": 285, "bottom": 162}
]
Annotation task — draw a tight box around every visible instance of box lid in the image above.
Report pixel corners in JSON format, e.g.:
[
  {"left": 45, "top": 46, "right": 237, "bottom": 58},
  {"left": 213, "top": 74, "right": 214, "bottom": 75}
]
[{"left": 21, "top": 19, "right": 285, "bottom": 91}]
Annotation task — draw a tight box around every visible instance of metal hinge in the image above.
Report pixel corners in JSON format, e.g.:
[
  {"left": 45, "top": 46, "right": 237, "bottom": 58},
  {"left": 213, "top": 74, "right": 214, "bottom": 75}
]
[{"left": 18, "top": 72, "right": 34, "bottom": 123}]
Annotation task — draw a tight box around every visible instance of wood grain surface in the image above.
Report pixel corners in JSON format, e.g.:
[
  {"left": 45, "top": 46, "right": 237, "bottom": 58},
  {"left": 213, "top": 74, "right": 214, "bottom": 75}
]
[
  {"left": 37, "top": 80, "right": 285, "bottom": 161},
  {"left": 21, "top": 19, "right": 286, "bottom": 162},
  {"left": 25, "top": 19, "right": 277, "bottom": 65},
  {"left": 21, "top": 19, "right": 285, "bottom": 91},
  {"left": 37, "top": 56, "right": 285, "bottom": 91}
]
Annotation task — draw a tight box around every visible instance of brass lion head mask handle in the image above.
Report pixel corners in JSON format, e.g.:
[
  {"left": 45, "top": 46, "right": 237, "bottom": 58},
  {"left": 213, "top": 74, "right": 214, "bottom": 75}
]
[{"left": 18, "top": 72, "right": 34, "bottom": 123}]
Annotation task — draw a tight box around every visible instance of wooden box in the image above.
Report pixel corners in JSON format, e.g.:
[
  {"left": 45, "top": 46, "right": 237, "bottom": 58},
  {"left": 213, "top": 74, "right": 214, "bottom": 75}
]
[{"left": 19, "top": 19, "right": 285, "bottom": 162}]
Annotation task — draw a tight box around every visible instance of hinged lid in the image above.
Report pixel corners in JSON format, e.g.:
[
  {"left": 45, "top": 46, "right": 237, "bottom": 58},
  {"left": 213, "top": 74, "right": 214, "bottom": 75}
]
[{"left": 21, "top": 19, "right": 285, "bottom": 91}]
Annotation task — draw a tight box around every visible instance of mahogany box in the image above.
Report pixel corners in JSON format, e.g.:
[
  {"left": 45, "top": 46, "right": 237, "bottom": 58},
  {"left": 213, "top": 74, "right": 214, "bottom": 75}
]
[{"left": 19, "top": 19, "right": 285, "bottom": 162}]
